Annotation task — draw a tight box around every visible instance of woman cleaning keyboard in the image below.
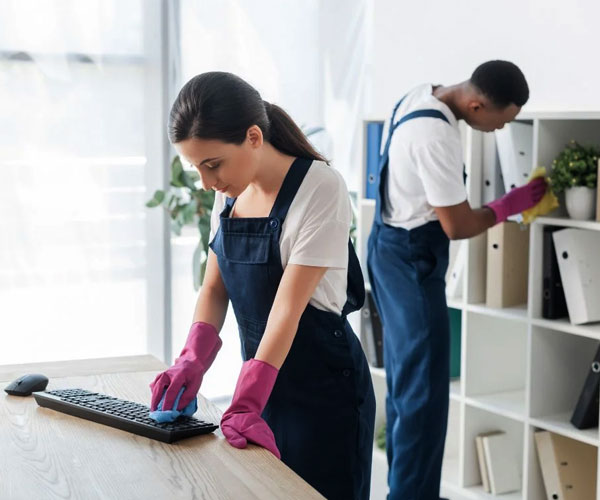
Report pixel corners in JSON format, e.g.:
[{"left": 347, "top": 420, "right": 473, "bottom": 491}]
[{"left": 149, "top": 72, "right": 375, "bottom": 500}]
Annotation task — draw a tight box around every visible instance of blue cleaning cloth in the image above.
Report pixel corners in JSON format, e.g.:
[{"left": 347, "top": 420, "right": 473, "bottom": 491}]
[{"left": 149, "top": 387, "right": 197, "bottom": 423}]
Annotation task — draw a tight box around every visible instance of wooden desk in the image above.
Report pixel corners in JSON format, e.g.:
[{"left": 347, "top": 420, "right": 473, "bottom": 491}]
[{"left": 0, "top": 356, "right": 324, "bottom": 500}]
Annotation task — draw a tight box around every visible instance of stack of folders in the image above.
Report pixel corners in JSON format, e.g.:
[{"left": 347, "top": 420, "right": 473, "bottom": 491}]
[
  {"left": 486, "top": 222, "right": 529, "bottom": 308},
  {"left": 360, "top": 290, "right": 383, "bottom": 368},
  {"left": 535, "top": 431, "right": 597, "bottom": 500},
  {"left": 552, "top": 229, "right": 600, "bottom": 325},
  {"left": 571, "top": 343, "right": 600, "bottom": 429},
  {"left": 475, "top": 431, "right": 521, "bottom": 495}
]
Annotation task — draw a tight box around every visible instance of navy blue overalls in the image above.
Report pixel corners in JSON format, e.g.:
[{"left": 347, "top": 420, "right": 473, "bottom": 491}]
[
  {"left": 209, "top": 157, "right": 376, "bottom": 500},
  {"left": 367, "top": 97, "right": 452, "bottom": 499}
]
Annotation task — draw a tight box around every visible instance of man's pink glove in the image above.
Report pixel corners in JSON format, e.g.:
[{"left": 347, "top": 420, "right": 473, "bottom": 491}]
[
  {"left": 220, "top": 359, "right": 281, "bottom": 459},
  {"left": 486, "top": 177, "right": 547, "bottom": 224},
  {"left": 149, "top": 322, "right": 222, "bottom": 411}
]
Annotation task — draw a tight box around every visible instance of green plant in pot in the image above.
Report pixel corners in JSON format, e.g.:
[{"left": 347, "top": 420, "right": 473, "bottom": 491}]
[
  {"left": 146, "top": 156, "right": 215, "bottom": 290},
  {"left": 548, "top": 140, "right": 599, "bottom": 220}
]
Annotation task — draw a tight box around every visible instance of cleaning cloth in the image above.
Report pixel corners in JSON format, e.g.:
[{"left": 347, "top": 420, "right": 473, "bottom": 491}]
[
  {"left": 149, "top": 387, "right": 197, "bottom": 423},
  {"left": 521, "top": 166, "right": 559, "bottom": 224}
]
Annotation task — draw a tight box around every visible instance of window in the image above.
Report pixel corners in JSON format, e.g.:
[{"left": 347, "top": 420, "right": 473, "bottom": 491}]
[{"left": 0, "top": 0, "right": 166, "bottom": 364}]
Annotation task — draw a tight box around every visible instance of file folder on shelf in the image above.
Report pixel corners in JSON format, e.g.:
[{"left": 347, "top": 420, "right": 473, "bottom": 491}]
[
  {"left": 481, "top": 133, "right": 505, "bottom": 205},
  {"left": 364, "top": 121, "right": 384, "bottom": 199},
  {"left": 542, "top": 226, "right": 568, "bottom": 320},
  {"left": 571, "top": 342, "right": 600, "bottom": 429},
  {"left": 360, "top": 290, "right": 383, "bottom": 368},
  {"left": 495, "top": 121, "right": 533, "bottom": 191},
  {"left": 553, "top": 228, "right": 600, "bottom": 325},
  {"left": 482, "top": 431, "right": 521, "bottom": 495},
  {"left": 446, "top": 240, "right": 466, "bottom": 300},
  {"left": 486, "top": 222, "right": 530, "bottom": 308},
  {"left": 535, "top": 431, "right": 597, "bottom": 500}
]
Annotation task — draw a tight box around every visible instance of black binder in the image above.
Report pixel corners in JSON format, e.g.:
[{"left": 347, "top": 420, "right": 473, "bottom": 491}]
[
  {"left": 361, "top": 290, "right": 384, "bottom": 368},
  {"left": 542, "top": 226, "right": 568, "bottom": 320},
  {"left": 571, "top": 343, "right": 600, "bottom": 429}
]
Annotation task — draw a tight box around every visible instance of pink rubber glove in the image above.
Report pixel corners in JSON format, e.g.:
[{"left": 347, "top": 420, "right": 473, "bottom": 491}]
[
  {"left": 149, "top": 322, "right": 222, "bottom": 411},
  {"left": 486, "top": 177, "right": 547, "bottom": 224},
  {"left": 220, "top": 359, "right": 281, "bottom": 459}
]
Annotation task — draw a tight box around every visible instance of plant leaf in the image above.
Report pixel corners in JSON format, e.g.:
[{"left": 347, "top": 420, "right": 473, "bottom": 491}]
[
  {"left": 146, "top": 190, "right": 165, "bottom": 208},
  {"left": 170, "top": 156, "right": 185, "bottom": 187}
]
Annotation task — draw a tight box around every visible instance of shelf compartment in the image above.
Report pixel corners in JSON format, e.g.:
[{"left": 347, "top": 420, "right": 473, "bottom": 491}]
[
  {"left": 464, "top": 312, "right": 527, "bottom": 400},
  {"left": 529, "top": 326, "right": 600, "bottom": 445},
  {"left": 462, "top": 405, "right": 525, "bottom": 492}
]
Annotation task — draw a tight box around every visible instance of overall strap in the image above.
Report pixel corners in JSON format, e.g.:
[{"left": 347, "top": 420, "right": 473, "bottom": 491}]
[
  {"left": 222, "top": 196, "right": 235, "bottom": 217},
  {"left": 374, "top": 97, "right": 450, "bottom": 225},
  {"left": 269, "top": 157, "right": 312, "bottom": 223}
]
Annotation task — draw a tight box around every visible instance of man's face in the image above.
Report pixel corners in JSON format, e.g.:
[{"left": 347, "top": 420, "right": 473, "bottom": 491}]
[{"left": 464, "top": 97, "right": 521, "bottom": 133}]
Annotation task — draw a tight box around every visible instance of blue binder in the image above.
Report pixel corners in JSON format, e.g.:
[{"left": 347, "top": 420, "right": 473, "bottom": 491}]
[{"left": 365, "top": 121, "right": 384, "bottom": 199}]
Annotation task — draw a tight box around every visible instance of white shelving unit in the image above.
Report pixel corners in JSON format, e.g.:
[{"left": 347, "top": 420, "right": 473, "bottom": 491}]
[{"left": 357, "top": 112, "right": 600, "bottom": 500}]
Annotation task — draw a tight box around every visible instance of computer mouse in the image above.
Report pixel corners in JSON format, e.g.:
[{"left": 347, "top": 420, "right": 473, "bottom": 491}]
[{"left": 4, "top": 373, "right": 49, "bottom": 396}]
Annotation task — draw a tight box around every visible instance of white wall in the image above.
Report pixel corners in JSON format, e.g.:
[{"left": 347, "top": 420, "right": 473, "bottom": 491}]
[{"left": 367, "top": 0, "right": 600, "bottom": 117}]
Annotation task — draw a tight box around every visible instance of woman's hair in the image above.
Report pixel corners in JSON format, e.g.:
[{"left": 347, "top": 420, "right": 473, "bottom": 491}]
[{"left": 168, "top": 72, "right": 326, "bottom": 162}]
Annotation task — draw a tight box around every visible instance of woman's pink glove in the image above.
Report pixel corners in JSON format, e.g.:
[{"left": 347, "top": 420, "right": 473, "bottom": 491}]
[
  {"left": 220, "top": 359, "right": 281, "bottom": 459},
  {"left": 149, "top": 322, "right": 222, "bottom": 411},
  {"left": 486, "top": 177, "right": 547, "bottom": 224}
]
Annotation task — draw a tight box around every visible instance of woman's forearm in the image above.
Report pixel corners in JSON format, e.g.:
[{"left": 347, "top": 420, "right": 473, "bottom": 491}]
[{"left": 193, "top": 283, "right": 229, "bottom": 332}]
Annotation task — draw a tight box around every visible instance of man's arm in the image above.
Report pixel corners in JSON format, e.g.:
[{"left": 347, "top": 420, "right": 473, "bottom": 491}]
[{"left": 434, "top": 201, "right": 496, "bottom": 240}]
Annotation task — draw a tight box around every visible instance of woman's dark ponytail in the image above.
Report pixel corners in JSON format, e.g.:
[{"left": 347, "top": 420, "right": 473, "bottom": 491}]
[
  {"left": 263, "top": 100, "right": 327, "bottom": 162},
  {"left": 168, "top": 72, "right": 327, "bottom": 163}
]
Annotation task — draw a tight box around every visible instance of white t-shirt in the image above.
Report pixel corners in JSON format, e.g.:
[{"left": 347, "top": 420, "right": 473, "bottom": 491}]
[
  {"left": 209, "top": 160, "right": 352, "bottom": 315},
  {"left": 382, "top": 83, "right": 467, "bottom": 229}
]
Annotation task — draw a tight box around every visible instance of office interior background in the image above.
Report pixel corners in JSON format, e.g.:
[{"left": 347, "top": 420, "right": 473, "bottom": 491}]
[{"left": 2, "top": 1, "right": 599, "bottom": 499}]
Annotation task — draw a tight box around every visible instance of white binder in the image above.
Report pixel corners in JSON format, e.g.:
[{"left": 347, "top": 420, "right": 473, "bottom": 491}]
[
  {"left": 481, "top": 133, "right": 505, "bottom": 205},
  {"left": 495, "top": 122, "right": 533, "bottom": 192},
  {"left": 553, "top": 229, "right": 600, "bottom": 325},
  {"left": 446, "top": 240, "right": 466, "bottom": 300}
]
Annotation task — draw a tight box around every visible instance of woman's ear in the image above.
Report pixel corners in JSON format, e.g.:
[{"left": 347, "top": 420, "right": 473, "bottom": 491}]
[{"left": 246, "top": 125, "right": 264, "bottom": 148}]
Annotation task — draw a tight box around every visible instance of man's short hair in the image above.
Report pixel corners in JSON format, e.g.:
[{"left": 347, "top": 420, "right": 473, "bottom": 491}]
[{"left": 470, "top": 60, "right": 529, "bottom": 108}]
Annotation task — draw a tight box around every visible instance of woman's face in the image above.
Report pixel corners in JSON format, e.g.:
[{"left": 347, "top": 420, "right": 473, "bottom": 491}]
[{"left": 174, "top": 126, "right": 262, "bottom": 198}]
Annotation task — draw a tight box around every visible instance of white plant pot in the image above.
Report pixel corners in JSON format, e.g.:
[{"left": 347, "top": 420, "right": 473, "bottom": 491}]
[{"left": 565, "top": 186, "right": 597, "bottom": 220}]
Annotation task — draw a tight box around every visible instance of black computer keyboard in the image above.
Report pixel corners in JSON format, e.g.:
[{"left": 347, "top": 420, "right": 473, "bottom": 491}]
[{"left": 33, "top": 388, "right": 219, "bottom": 443}]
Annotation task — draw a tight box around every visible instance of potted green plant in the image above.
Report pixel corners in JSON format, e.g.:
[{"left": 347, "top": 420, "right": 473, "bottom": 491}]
[
  {"left": 549, "top": 140, "right": 599, "bottom": 220},
  {"left": 146, "top": 156, "right": 214, "bottom": 290}
]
